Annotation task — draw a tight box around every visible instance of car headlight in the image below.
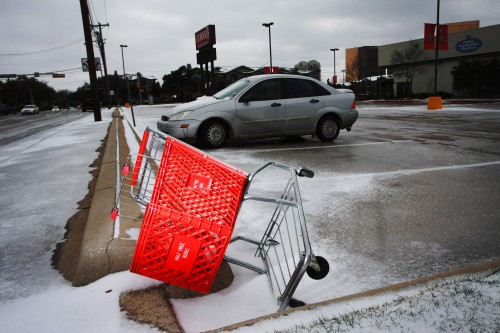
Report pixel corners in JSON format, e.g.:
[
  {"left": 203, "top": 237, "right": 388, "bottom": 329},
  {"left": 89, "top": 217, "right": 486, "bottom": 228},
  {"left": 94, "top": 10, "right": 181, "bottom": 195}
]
[{"left": 168, "top": 111, "right": 192, "bottom": 121}]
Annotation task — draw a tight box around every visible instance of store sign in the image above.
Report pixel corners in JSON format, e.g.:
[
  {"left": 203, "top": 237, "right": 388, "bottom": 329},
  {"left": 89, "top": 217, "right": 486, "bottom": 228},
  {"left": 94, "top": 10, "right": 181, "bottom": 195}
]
[
  {"left": 456, "top": 38, "right": 482, "bottom": 53},
  {"left": 195, "top": 25, "right": 216, "bottom": 50}
]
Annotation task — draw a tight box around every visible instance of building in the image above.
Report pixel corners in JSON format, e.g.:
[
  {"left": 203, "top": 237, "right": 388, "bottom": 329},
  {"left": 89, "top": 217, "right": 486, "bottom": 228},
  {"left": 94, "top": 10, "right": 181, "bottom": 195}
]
[
  {"left": 345, "top": 46, "right": 379, "bottom": 82},
  {"left": 344, "top": 21, "right": 500, "bottom": 98},
  {"left": 211, "top": 60, "right": 322, "bottom": 91},
  {"left": 378, "top": 21, "right": 500, "bottom": 97}
]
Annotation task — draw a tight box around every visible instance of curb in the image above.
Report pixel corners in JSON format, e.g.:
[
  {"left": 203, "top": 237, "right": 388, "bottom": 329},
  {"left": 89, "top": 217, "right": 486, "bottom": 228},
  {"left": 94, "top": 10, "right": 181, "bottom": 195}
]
[{"left": 68, "top": 110, "right": 139, "bottom": 286}]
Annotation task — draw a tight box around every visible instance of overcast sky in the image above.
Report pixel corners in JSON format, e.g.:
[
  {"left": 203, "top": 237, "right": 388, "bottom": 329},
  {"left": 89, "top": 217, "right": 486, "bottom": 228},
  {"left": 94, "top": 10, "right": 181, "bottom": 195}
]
[{"left": 1, "top": 0, "right": 499, "bottom": 92}]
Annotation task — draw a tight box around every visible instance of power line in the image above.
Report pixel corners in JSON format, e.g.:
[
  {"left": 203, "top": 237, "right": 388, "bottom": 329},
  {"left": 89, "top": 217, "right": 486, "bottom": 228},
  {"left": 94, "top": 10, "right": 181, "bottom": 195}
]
[{"left": 0, "top": 38, "right": 84, "bottom": 56}]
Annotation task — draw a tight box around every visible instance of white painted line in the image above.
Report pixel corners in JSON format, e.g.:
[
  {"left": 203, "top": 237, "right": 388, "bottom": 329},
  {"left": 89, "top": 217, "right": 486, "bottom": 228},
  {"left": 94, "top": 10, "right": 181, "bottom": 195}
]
[
  {"left": 113, "top": 119, "right": 121, "bottom": 239},
  {"left": 382, "top": 160, "right": 500, "bottom": 177},
  {"left": 227, "top": 140, "right": 414, "bottom": 154}
]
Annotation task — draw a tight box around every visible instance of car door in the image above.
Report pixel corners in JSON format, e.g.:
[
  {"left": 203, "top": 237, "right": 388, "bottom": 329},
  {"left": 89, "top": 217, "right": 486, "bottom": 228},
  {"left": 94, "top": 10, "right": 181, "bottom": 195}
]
[
  {"left": 284, "top": 78, "right": 328, "bottom": 133},
  {"left": 235, "top": 78, "right": 286, "bottom": 136}
]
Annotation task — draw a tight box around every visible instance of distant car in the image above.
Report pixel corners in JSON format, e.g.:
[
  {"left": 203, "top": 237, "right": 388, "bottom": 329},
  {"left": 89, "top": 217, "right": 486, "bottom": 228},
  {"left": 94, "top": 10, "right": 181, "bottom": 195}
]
[
  {"left": 20, "top": 104, "right": 39, "bottom": 115},
  {"left": 68, "top": 107, "right": 77, "bottom": 111},
  {"left": 157, "top": 74, "right": 358, "bottom": 148},
  {"left": 52, "top": 106, "right": 60, "bottom": 111},
  {"left": 81, "top": 99, "right": 93, "bottom": 112},
  {"left": 0, "top": 104, "right": 17, "bottom": 115}
]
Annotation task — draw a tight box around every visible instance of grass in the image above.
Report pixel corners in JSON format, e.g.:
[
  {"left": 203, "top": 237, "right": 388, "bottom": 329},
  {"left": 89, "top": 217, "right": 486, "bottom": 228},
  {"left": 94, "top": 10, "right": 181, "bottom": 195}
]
[{"left": 272, "top": 269, "right": 500, "bottom": 333}]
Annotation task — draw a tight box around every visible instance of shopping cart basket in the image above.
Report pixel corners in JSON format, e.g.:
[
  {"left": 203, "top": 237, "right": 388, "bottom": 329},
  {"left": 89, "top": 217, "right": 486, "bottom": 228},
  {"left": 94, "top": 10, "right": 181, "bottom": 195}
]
[{"left": 113, "top": 127, "right": 329, "bottom": 311}]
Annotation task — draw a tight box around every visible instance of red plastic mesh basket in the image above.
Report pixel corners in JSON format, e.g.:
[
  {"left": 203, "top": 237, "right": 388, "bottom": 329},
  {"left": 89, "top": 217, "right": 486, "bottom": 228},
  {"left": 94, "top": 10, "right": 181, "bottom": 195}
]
[
  {"left": 131, "top": 205, "right": 233, "bottom": 293},
  {"left": 150, "top": 137, "right": 248, "bottom": 228},
  {"left": 131, "top": 135, "right": 248, "bottom": 293}
]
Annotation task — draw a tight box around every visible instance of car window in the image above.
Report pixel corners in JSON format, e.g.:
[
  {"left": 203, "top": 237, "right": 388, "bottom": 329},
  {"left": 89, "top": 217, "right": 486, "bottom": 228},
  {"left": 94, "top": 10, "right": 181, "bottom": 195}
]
[
  {"left": 285, "top": 78, "right": 331, "bottom": 98},
  {"left": 214, "top": 79, "right": 251, "bottom": 99},
  {"left": 241, "top": 79, "right": 282, "bottom": 101}
]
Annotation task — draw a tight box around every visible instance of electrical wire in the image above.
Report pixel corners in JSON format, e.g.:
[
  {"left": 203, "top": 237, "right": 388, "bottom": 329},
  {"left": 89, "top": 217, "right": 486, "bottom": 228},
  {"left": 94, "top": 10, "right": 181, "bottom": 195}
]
[{"left": 0, "top": 38, "right": 84, "bottom": 56}]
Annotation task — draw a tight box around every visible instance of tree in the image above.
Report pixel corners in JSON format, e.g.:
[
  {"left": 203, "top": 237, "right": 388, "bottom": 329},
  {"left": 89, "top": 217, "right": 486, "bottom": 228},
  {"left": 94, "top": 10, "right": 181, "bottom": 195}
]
[
  {"left": 161, "top": 64, "right": 200, "bottom": 102},
  {"left": 451, "top": 58, "right": 500, "bottom": 98},
  {"left": 390, "top": 42, "right": 424, "bottom": 97},
  {"left": 0, "top": 78, "right": 56, "bottom": 109}
]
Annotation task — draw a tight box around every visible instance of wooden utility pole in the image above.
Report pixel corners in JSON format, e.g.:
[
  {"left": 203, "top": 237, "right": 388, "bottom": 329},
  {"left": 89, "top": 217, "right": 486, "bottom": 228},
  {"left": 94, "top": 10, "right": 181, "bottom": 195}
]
[
  {"left": 94, "top": 23, "right": 111, "bottom": 109},
  {"left": 79, "top": 0, "right": 102, "bottom": 121}
]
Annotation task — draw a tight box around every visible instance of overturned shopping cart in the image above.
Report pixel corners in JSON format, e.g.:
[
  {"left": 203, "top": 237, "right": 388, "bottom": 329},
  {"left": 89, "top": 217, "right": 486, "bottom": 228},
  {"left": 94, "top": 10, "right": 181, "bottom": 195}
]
[{"left": 112, "top": 127, "right": 329, "bottom": 312}]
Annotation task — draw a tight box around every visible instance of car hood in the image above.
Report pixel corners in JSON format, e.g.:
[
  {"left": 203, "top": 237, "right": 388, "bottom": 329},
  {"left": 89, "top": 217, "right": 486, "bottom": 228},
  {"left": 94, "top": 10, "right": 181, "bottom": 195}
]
[{"left": 163, "top": 96, "right": 226, "bottom": 117}]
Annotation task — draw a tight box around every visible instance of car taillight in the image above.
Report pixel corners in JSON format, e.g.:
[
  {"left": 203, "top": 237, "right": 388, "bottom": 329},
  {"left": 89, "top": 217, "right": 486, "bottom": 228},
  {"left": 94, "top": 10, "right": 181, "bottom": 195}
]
[{"left": 351, "top": 99, "right": 357, "bottom": 109}]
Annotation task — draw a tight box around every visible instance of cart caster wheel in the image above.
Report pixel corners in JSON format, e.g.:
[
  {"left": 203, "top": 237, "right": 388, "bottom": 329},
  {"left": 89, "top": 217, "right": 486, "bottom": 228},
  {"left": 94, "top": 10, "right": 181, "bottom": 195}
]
[
  {"left": 288, "top": 298, "right": 306, "bottom": 308},
  {"left": 306, "top": 256, "right": 329, "bottom": 280}
]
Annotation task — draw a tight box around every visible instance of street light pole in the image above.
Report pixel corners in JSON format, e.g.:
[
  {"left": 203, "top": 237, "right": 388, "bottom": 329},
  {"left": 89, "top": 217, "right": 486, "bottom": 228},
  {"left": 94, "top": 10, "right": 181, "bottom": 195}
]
[
  {"left": 330, "top": 48, "right": 339, "bottom": 78},
  {"left": 262, "top": 22, "right": 274, "bottom": 73},
  {"left": 120, "top": 44, "right": 136, "bottom": 127}
]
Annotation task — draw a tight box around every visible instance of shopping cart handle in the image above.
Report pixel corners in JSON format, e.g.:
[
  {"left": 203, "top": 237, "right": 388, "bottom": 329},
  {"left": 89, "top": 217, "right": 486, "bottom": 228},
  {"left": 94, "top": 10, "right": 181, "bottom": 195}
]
[{"left": 298, "top": 168, "right": 314, "bottom": 178}]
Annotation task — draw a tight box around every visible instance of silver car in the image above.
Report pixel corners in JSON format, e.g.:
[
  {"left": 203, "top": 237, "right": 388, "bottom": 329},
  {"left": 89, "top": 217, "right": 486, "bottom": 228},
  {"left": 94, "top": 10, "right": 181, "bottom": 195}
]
[
  {"left": 157, "top": 74, "right": 358, "bottom": 148},
  {"left": 20, "top": 104, "right": 40, "bottom": 115}
]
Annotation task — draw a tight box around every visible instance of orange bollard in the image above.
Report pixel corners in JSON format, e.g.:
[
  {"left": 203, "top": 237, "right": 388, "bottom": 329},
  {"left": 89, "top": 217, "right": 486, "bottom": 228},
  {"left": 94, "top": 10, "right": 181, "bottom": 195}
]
[{"left": 427, "top": 96, "right": 442, "bottom": 110}]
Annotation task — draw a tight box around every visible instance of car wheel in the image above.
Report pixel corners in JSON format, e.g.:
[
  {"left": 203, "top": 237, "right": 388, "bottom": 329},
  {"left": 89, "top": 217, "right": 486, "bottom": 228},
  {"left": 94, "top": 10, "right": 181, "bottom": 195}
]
[
  {"left": 198, "top": 120, "right": 228, "bottom": 149},
  {"left": 316, "top": 116, "right": 340, "bottom": 142}
]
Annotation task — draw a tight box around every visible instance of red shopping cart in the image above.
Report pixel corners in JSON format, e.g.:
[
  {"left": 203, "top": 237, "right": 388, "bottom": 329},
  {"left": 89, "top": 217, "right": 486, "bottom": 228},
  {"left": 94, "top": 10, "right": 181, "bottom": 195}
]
[{"left": 113, "top": 127, "right": 329, "bottom": 310}]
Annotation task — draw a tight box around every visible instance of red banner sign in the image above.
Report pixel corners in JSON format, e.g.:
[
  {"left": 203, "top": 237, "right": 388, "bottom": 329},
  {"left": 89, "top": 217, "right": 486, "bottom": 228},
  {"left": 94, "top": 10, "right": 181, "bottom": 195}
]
[
  {"left": 438, "top": 24, "right": 448, "bottom": 50},
  {"left": 424, "top": 23, "right": 436, "bottom": 50},
  {"left": 424, "top": 23, "right": 448, "bottom": 51},
  {"left": 263, "top": 66, "right": 279, "bottom": 74}
]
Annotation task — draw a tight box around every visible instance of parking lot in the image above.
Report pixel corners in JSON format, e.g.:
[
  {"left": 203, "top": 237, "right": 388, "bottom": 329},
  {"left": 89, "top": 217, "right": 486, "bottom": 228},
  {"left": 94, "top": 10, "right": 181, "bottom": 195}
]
[{"left": 123, "top": 101, "right": 500, "bottom": 297}]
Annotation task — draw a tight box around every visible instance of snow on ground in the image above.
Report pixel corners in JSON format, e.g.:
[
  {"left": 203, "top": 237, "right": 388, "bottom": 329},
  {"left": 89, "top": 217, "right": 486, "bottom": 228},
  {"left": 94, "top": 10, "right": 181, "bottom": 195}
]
[{"left": 0, "top": 105, "right": 498, "bottom": 333}]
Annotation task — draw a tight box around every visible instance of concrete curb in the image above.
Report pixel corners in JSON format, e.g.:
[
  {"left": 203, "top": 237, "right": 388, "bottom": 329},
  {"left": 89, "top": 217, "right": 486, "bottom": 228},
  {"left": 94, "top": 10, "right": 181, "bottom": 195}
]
[{"left": 70, "top": 110, "right": 138, "bottom": 286}]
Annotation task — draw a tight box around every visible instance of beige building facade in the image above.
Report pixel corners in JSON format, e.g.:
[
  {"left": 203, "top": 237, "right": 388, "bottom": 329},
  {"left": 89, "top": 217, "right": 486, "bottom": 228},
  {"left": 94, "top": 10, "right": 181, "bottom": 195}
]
[{"left": 378, "top": 23, "right": 500, "bottom": 97}]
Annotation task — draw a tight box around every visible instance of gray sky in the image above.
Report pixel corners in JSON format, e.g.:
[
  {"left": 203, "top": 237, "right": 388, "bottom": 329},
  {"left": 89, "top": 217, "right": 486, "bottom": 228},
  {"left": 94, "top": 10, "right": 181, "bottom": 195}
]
[{"left": 1, "top": 0, "right": 498, "bottom": 91}]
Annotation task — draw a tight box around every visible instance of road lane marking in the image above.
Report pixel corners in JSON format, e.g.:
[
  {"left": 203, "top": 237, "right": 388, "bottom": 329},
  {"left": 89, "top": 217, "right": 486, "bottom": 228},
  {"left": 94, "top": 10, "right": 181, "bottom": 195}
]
[{"left": 224, "top": 140, "right": 414, "bottom": 153}]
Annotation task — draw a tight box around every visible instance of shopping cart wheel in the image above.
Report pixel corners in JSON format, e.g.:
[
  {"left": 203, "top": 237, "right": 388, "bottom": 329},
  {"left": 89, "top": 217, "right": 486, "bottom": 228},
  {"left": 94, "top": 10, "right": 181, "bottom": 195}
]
[
  {"left": 288, "top": 298, "right": 306, "bottom": 308},
  {"left": 306, "top": 256, "right": 329, "bottom": 280}
]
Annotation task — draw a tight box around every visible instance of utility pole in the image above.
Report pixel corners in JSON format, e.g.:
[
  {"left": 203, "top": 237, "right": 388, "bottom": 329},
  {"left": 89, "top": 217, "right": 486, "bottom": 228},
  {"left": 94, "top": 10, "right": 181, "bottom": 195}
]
[
  {"left": 79, "top": 0, "right": 101, "bottom": 121},
  {"left": 93, "top": 23, "right": 111, "bottom": 109}
]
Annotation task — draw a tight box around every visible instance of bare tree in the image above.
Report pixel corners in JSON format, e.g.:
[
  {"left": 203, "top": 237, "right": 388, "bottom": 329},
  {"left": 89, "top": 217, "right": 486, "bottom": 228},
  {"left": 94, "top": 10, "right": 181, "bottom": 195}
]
[{"left": 390, "top": 42, "right": 424, "bottom": 97}]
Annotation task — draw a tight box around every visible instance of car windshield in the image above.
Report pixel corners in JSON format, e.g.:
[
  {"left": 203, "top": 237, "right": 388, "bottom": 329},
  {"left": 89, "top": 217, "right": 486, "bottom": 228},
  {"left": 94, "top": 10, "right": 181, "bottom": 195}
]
[{"left": 213, "top": 79, "right": 251, "bottom": 100}]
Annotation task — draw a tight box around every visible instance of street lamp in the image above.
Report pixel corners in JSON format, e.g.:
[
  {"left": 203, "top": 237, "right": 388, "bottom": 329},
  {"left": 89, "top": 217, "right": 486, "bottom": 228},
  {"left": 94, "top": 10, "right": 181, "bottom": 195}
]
[
  {"left": 330, "top": 48, "right": 339, "bottom": 78},
  {"left": 262, "top": 22, "right": 274, "bottom": 73},
  {"left": 120, "top": 44, "right": 136, "bottom": 126}
]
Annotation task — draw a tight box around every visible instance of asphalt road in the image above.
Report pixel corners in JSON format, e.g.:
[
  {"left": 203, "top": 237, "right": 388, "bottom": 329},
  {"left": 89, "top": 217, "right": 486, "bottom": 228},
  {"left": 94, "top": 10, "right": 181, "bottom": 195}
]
[{"left": 0, "top": 108, "right": 89, "bottom": 145}]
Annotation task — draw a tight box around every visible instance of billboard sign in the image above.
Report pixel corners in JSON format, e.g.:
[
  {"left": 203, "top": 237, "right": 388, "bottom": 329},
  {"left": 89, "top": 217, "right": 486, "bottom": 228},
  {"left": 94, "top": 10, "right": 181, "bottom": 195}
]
[{"left": 195, "top": 25, "right": 216, "bottom": 50}]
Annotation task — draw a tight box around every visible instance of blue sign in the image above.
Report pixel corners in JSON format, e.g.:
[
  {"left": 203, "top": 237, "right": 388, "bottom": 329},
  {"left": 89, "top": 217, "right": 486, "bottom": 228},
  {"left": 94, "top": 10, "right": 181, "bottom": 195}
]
[{"left": 456, "top": 39, "right": 482, "bottom": 53}]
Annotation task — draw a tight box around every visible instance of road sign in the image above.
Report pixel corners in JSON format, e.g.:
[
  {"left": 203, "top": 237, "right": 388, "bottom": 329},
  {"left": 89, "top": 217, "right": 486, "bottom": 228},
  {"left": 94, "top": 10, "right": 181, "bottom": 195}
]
[{"left": 81, "top": 57, "right": 102, "bottom": 72}]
